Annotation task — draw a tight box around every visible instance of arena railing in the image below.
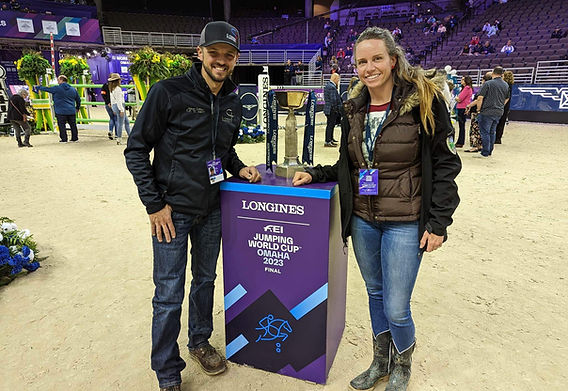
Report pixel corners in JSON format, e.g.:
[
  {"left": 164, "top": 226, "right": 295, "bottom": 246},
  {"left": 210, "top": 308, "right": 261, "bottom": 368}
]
[
  {"left": 456, "top": 67, "right": 535, "bottom": 86},
  {"left": 102, "top": 26, "right": 200, "bottom": 48},
  {"left": 237, "top": 50, "right": 320, "bottom": 65},
  {"left": 535, "top": 60, "right": 568, "bottom": 84}
]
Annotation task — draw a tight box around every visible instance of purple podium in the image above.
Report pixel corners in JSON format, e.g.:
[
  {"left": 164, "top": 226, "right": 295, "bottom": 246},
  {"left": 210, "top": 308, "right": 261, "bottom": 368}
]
[{"left": 220, "top": 165, "right": 348, "bottom": 384}]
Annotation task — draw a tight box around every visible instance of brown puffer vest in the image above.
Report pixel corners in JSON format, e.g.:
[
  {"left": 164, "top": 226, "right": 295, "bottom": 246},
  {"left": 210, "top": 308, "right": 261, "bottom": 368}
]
[{"left": 343, "top": 80, "right": 422, "bottom": 223}]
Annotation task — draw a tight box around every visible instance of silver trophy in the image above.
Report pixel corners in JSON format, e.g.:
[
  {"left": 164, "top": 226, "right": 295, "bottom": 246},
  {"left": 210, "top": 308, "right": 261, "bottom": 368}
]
[{"left": 273, "top": 90, "right": 309, "bottom": 178}]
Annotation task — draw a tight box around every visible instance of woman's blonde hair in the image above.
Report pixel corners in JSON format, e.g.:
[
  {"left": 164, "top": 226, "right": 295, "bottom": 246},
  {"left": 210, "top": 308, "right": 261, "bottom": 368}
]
[
  {"left": 354, "top": 27, "right": 441, "bottom": 135},
  {"left": 109, "top": 79, "right": 121, "bottom": 92},
  {"left": 503, "top": 70, "right": 514, "bottom": 85}
]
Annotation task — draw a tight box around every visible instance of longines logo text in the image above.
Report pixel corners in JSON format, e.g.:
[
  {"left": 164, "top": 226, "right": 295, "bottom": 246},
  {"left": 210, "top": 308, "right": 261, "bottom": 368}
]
[{"left": 242, "top": 200, "right": 304, "bottom": 215}]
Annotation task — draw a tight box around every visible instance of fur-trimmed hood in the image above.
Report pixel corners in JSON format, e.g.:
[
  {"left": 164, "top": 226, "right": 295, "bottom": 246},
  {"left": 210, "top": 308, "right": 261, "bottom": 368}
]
[{"left": 344, "top": 69, "right": 448, "bottom": 117}]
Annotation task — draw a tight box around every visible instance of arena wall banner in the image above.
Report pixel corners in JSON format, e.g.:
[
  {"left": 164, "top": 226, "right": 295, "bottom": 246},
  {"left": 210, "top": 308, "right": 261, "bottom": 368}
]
[
  {"left": 220, "top": 165, "right": 347, "bottom": 384},
  {"left": 509, "top": 84, "right": 568, "bottom": 124},
  {"left": 0, "top": 11, "right": 102, "bottom": 44}
]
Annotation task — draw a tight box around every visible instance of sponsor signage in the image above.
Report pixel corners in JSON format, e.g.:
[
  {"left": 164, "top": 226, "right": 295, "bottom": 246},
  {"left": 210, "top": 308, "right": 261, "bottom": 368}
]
[{"left": 220, "top": 165, "right": 347, "bottom": 384}]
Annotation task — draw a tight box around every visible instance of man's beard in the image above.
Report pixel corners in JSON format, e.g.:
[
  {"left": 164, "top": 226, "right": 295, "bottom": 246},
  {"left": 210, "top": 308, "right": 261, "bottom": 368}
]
[{"left": 203, "top": 62, "right": 232, "bottom": 83}]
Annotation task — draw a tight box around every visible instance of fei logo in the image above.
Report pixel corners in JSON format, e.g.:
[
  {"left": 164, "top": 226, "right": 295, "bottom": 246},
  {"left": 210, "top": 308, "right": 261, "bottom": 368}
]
[
  {"left": 263, "top": 224, "right": 283, "bottom": 233},
  {"left": 255, "top": 314, "right": 293, "bottom": 353},
  {"left": 518, "top": 87, "right": 568, "bottom": 110}
]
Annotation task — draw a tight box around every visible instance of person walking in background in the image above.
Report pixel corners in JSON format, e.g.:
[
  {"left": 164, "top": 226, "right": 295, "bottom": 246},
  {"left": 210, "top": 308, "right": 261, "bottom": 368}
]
[
  {"left": 124, "top": 21, "right": 261, "bottom": 391},
  {"left": 464, "top": 72, "right": 493, "bottom": 153},
  {"left": 36, "top": 75, "right": 81, "bottom": 143},
  {"left": 476, "top": 66, "right": 510, "bottom": 157},
  {"left": 495, "top": 70, "right": 514, "bottom": 144},
  {"left": 323, "top": 73, "right": 342, "bottom": 147},
  {"left": 101, "top": 80, "right": 117, "bottom": 140},
  {"left": 108, "top": 73, "right": 130, "bottom": 145},
  {"left": 455, "top": 76, "right": 473, "bottom": 148},
  {"left": 292, "top": 27, "right": 461, "bottom": 391},
  {"left": 7, "top": 89, "right": 32, "bottom": 148}
]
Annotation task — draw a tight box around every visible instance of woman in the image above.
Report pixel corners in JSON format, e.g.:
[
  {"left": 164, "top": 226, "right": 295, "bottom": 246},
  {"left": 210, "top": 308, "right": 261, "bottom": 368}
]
[
  {"left": 495, "top": 70, "right": 514, "bottom": 144},
  {"left": 464, "top": 73, "right": 492, "bottom": 152},
  {"left": 292, "top": 27, "right": 461, "bottom": 391},
  {"left": 108, "top": 73, "right": 130, "bottom": 145},
  {"left": 455, "top": 76, "right": 473, "bottom": 148}
]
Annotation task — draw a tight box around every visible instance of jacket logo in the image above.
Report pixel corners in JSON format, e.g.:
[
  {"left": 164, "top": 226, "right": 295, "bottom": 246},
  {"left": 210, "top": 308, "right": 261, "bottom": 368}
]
[
  {"left": 222, "top": 108, "right": 235, "bottom": 123},
  {"left": 186, "top": 106, "right": 205, "bottom": 114}
]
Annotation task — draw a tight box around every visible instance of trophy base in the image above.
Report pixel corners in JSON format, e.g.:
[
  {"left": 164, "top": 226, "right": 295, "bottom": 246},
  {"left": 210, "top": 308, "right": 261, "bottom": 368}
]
[{"left": 275, "top": 161, "right": 306, "bottom": 178}]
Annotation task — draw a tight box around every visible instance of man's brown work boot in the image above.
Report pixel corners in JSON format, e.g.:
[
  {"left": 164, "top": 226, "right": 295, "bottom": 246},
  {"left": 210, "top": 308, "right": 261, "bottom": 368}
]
[{"left": 189, "top": 342, "right": 227, "bottom": 375}]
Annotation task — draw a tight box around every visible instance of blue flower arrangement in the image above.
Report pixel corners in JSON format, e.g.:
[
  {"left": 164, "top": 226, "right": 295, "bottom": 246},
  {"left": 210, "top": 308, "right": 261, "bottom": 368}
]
[
  {"left": 238, "top": 123, "right": 265, "bottom": 144},
  {"left": 0, "top": 217, "right": 42, "bottom": 286}
]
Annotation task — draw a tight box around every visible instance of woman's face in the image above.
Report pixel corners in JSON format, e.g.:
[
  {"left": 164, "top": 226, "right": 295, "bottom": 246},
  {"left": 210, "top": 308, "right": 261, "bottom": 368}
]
[
  {"left": 461, "top": 77, "right": 465, "bottom": 86},
  {"left": 355, "top": 39, "right": 396, "bottom": 92}
]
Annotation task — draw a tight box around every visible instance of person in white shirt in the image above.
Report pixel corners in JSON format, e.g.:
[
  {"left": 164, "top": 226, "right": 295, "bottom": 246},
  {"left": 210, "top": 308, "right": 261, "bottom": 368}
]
[
  {"left": 108, "top": 73, "right": 130, "bottom": 144},
  {"left": 501, "top": 40, "right": 515, "bottom": 55}
]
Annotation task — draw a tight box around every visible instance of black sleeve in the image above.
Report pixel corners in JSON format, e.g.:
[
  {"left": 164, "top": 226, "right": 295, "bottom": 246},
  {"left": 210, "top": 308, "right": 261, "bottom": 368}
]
[
  {"left": 223, "top": 102, "right": 246, "bottom": 177},
  {"left": 124, "top": 83, "right": 170, "bottom": 214},
  {"left": 427, "top": 96, "right": 462, "bottom": 236},
  {"left": 75, "top": 89, "right": 81, "bottom": 111}
]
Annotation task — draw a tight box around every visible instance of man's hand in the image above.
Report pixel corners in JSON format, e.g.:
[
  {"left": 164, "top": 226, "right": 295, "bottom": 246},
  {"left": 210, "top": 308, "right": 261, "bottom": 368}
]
[
  {"left": 239, "top": 166, "right": 261, "bottom": 183},
  {"left": 292, "top": 172, "right": 312, "bottom": 186},
  {"left": 119, "top": 111, "right": 125, "bottom": 117},
  {"left": 420, "top": 231, "right": 444, "bottom": 252},
  {"left": 149, "top": 204, "right": 176, "bottom": 243}
]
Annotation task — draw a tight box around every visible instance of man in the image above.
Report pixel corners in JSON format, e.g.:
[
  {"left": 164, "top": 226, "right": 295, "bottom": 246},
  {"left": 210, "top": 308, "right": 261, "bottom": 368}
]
[
  {"left": 7, "top": 89, "right": 32, "bottom": 147},
  {"left": 100, "top": 80, "right": 117, "bottom": 139},
  {"left": 323, "top": 72, "right": 342, "bottom": 147},
  {"left": 36, "top": 75, "right": 81, "bottom": 142},
  {"left": 501, "top": 39, "right": 515, "bottom": 55},
  {"left": 124, "top": 21, "right": 261, "bottom": 391},
  {"left": 284, "top": 59, "right": 296, "bottom": 85},
  {"left": 476, "top": 66, "right": 510, "bottom": 157}
]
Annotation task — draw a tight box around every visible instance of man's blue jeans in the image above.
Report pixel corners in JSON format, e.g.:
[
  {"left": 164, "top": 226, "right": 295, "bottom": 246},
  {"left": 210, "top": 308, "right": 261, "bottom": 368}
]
[
  {"left": 104, "top": 104, "right": 117, "bottom": 135},
  {"left": 351, "top": 216, "right": 422, "bottom": 353},
  {"left": 477, "top": 113, "right": 500, "bottom": 156},
  {"left": 151, "top": 209, "right": 221, "bottom": 388}
]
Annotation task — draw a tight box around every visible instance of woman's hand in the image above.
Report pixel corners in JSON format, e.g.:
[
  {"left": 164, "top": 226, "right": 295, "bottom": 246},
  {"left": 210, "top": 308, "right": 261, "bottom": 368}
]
[
  {"left": 292, "top": 172, "right": 313, "bottom": 186},
  {"left": 420, "top": 231, "right": 444, "bottom": 252}
]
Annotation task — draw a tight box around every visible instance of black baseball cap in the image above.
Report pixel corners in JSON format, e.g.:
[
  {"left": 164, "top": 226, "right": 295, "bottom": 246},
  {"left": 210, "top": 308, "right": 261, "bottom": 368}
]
[{"left": 199, "top": 21, "right": 240, "bottom": 52}]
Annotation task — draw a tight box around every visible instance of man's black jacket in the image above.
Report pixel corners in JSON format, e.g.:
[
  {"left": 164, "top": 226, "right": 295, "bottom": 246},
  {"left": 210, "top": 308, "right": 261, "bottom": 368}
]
[{"left": 124, "top": 63, "right": 246, "bottom": 216}]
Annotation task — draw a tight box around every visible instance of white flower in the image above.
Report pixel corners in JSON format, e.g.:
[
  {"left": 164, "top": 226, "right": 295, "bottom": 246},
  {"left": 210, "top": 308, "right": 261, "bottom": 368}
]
[
  {"left": 19, "top": 229, "right": 31, "bottom": 239},
  {"left": 0, "top": 232, "right": 3, "bottom": 241},
  {"left": 28, "top": 249, "right": 35, "bottom": 261},
  {"left": 9, "top": 246, "right": 18, "bottom": 253},
  {"left": 1, "top": 222, "right": 14, "bottom": 233}
]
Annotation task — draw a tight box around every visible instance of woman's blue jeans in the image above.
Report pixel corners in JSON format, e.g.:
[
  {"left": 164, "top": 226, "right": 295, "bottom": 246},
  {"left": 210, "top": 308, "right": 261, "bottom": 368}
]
[
  {"left": 112, "top": 103, "right": 130, "bottom": 138},
  {"left": 104, "top": 104, "right": 117, "bottom": 135},
  {"left": 151, "top": 209, "right": 221, "bottom": 388},
  {"left": 351, "top": 215, "right": 422, "bottom": 353}
]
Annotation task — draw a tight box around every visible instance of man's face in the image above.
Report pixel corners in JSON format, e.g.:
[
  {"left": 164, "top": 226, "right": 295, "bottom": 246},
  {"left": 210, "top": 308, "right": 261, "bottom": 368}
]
[{"left": 197, "top": 43, "right": 239, "bottom": 84}]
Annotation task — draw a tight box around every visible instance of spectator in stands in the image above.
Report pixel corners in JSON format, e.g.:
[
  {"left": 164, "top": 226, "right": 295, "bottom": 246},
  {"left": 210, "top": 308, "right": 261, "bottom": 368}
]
[
  {"left": 481, "top": 41, "right": 495, "bottom": 54},
  {"left": 392, "top": 27, "right": 402, "bottom": 41},
  {"left": 329, "top": 55, "right": 339, "bottom": 69},
  {"left": 494, "top": 19, "right": 502, "bottom": 32},
  {"left": 284, "top": 59, "right": 296, "bottom": 85},
  {"left": 315, "top": 55, "right": 323, "bottom": 71},
  {"left": 427, "top": 15, "right": 437, "bottom": 25},
  {"left": 460, "top": 43, "right": 471, "bottom": 55},
  {"left": 470, "top": 35, "right": 480, "bottom": 46},
  {"left": 415, "top": 14, "right": 423, "bottom": 24},
  {"left": 551, "top": 28, "right": 563, "bottom": 39},
  {"left": 108, "top": 73, "right": 130, "bottom": 145},
  {"left": 337, "top": 47, "right": 345, "bottom": 59},
  {"left": 324, "top": 32, "right": 333, "bottom": 48},
  {"left": 482, "top": 22, "right": 491, "bottom": 34},
  {"left": 324, "top": 20, "right": 331, "bottom": 30},
  {"left": 495, "top": 70, "right": 514, "bottom": 144},
  {"left": 455, "top": 76, "right": 473, "bottom": 148},
  {"left": 476, "top": 66, "right": 510, "bottom": 157},
  {"left": 437, "top": 24, "right": 447, "bottom": 37},
  {"left": 464, "top": 72, "right": 493, "bottom": 153},
  {"left": 36, "top": 75, "right": 81, "bottom": 143},
  {"left": 101, "top": 80, "right": 117, "bottom": 140},
  {"left": 7, "top": 89, "right": 32, "bottom": 148},
  {"left": 323, "top": 72, "right": 341, "bottom": 147},
  {"left": 487, "top": 24, "right": 498, "bottom": 38},
  {"left": 501, "top": 40, "right": 514, "bottom": 55},
  {"left": 471, "top": 42, "right": 483, "bottom": 56},
  {"left": 345, "top": 45, "right": 353, "bottom": 59},
  {"left": 449, "top": 15, "right": 457, "bottom": 29}
]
